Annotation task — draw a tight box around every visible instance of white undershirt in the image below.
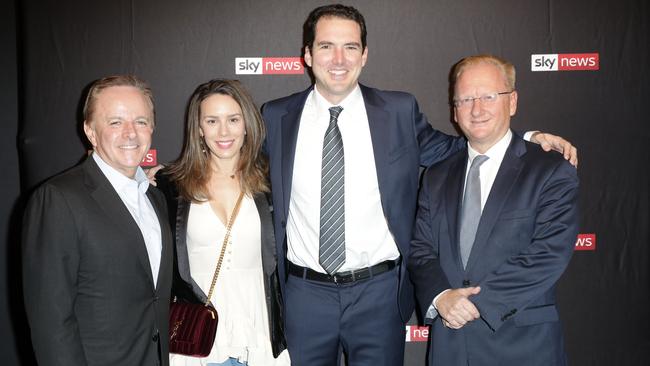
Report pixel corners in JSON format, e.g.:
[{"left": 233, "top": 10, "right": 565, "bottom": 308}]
[
  {"left": 286, "top": 85, "right": 400, "bottom": 273},
  {"left": 93, "top": 153, "right": 162, "bottom": 287}
]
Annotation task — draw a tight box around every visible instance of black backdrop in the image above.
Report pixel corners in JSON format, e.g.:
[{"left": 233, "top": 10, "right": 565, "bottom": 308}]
[{"left": 2, "top": 0, "right": 649, "bottom": 365}]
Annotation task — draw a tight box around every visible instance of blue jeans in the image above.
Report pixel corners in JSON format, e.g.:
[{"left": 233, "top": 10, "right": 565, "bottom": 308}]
[{"left": 207, "top": 358, "right": 247, "bottom": 366}]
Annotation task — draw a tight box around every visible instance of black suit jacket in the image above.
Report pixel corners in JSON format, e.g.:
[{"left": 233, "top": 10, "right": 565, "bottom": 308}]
[
  {"left": 409, "top": 135, "right": 579, "bottom": 366},
  {"left": 22, "top": 157, "right": 173, "bottom": 366}
]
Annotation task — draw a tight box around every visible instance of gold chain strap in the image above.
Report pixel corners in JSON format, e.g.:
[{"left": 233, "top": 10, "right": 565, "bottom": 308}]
[{"left": 204, "top": 191, "right": 245, "bottom": 307}]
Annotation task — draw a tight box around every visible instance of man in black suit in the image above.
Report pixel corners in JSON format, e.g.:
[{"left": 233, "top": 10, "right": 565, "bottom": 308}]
[{"left": 22, "top": 75, "right": 173, "bottom": 366}]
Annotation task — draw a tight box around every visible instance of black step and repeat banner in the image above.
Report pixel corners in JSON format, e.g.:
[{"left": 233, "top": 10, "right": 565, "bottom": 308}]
[{"left": 5, "top": 0, "right": 649, "bottom": 364}]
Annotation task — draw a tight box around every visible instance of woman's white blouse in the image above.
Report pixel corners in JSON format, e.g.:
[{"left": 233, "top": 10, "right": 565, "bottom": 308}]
[{"left": 170, "top": 195, "right": 290, "bottom": 366}]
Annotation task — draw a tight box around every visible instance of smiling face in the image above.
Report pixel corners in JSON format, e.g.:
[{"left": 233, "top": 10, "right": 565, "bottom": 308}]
[
  {"left": 304, "top": 16, "right": 368, "bottom": 105},
  {"left": 199, "top": 93, "right": 246, "bottom": 164},
  {"left": 454, "top": 62, "right": 518, "bottom": 153},
  {"left": 83, "top": 85, "right": 153, "bottom": 178}
]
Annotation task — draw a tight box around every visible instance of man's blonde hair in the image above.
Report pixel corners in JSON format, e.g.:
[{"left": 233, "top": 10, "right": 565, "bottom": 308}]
[{"left": 452, "top": 54, "right": 516, "bottom": 91}]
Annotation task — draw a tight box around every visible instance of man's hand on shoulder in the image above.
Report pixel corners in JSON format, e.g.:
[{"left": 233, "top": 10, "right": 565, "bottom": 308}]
[
  {"left": 145, "top": 164, "right": 165, "bottom": 186},
  {"left": 530, "top": 131, "right": 578, "bottom": 167}
]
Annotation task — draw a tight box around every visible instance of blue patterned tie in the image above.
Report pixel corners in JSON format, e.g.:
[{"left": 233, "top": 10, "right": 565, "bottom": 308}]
[{"left": 319, "top": 106, "right": 345, "bottom": 274}]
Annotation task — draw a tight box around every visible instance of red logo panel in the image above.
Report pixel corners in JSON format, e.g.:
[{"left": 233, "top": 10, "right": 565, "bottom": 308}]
[
  {"left": 405, "top": 325, "right": 429, "bottom": 342},
  {"left": 574, "top": 233, "right": 596, "bottom": 251},
  {"left": 558, "top": 53, "right": 599, "bottom": 71},
  {"left": 140, "top": 149, "right": 157, "bottom": 167},
  {"left": 262, "top": 57, "right": 304, "bottom": 74}
]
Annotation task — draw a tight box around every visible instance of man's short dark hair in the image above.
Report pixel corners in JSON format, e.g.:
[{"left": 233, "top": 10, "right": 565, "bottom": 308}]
[{"left": 303, "top": 4, "right": 367, "bottom": 50}]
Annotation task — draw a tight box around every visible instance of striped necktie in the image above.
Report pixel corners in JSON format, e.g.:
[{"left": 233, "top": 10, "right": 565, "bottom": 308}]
[{"left": 319, "top": 106, "right": 345, "bottom": 274}]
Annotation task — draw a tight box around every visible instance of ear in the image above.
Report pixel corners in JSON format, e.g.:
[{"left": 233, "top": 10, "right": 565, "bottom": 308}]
[
  {"left": 304, "top": 46, "right": 312, "bottom": 67},
  {"left": 361, "top": 46, "right": 368, "bottom": 67},
  {"left": 509, "top": 91, "right": 518, "bottom": 116},
  {"left": 83, "top": 121, "right": 97, "bottom": 147}
]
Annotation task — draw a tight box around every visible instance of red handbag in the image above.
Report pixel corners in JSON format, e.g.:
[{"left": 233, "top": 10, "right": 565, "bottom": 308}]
[
  {"left": 169, "top": 301, "right": 218, "bottom": 357},
  {"left": 169, "top": 192, "right": 245, "bottom": 357}
]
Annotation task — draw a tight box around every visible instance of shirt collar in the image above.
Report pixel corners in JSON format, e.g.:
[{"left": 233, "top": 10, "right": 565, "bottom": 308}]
[
  {"left": 312, "top": 84, "right": 362, "bottom": 113},
  {"left": 467, "top": 129, "right": 513, "bottom": 163},
  {"left": 92, "top": 152, "right": 150, "bottom": 193}
]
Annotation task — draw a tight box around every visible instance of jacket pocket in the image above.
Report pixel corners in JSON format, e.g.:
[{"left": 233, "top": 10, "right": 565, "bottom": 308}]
[{"left": 514, "top": 304, "right": 559, "bottom": 327}]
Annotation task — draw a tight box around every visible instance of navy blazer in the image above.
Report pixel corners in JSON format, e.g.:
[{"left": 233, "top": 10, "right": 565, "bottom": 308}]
[
  {"left": 408, "top": 135, "right": 579, "bottom": 366},
  {"left": 261, "top": 84, "right": 466, "bottom": 321}
]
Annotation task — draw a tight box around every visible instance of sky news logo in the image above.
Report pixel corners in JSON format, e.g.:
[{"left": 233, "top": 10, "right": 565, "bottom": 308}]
[
  {"left": 531, "top": 53, "right": 599, "bottom": 71},
  {"left": 575, "top": 233, "right": 596, "bottom": 251},
  {"left": 405, "top": 325, "right": 429, "bottom": 342},
  {"left": 140, "top": 149, "right": 157, "bottom": 167},
  {"left": 235, "top": 57, "right": 304, "bottom": 75}
]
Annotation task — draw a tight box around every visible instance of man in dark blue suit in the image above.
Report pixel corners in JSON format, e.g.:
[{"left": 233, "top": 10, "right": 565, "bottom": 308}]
[
  {"left": 408, "top": 55, "right": 579, "bottom": 366},
  {"left": 262, "top": 4, "right": 577, "bottom": 366}
]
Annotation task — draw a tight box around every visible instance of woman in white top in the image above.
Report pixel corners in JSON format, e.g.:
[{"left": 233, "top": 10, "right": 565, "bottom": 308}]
[{"left": 156, "top": 79, "right": 290, "bottom": 366}]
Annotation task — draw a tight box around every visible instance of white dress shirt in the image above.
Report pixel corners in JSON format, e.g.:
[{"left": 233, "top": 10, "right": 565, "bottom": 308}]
[
  {"left": 428, "top": 129, "right": 513, "bottom": 319},
  {"left": 286, "top": 84, "right": 401, "bottom": 273},
  {"left": 463, "top": 129, "right": 513, "bottom": 208},
  {"left": 93, "top": 153, "right": 162, "bottom": 287}
]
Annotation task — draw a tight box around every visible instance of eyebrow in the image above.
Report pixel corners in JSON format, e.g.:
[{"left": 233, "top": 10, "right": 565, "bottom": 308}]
[
  {"left": 202, "top": 113, "right": 242, "bottom": 119},
  {"left": 316, "top": 41, "right": 361, "bottom": 47},
  {"left": 106, "top": 116, "right": 151, "bottom": 121}
]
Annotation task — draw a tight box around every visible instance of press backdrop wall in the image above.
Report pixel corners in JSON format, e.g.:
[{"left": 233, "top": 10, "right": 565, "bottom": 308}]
[{"left": 3, "top": 0, "right": 648, "bottom": 365}]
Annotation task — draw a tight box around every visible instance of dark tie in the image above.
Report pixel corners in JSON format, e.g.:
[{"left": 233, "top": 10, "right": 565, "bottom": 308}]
[
  {"left": 459, "top": 155, "right": 489, "bottom": 269},
  {"left": 319, "top": 106, "right": 345, "bottom": 274}
]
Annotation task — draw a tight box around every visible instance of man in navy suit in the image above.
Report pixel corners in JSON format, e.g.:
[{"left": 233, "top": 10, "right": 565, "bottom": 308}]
[
  {"left": 408, "top": 55, "right": 579, "bottom": 366},
  {"left": 262, "top": 4, "right": 577, "bottom": 366}
]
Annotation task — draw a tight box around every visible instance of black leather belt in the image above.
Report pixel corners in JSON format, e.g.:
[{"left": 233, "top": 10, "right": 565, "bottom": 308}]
[{"left": 287, "top": 259, "right": 399, "bottom": 284}]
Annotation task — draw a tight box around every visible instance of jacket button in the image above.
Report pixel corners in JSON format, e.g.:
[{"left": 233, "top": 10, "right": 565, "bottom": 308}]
[
  {"left": 462, "top": 280, "right": 470, "bottom": 287},
  {"left": 281, "top": 220, "right": 286, "bottom": 228},
  {"left": 152, "top": 332, "right": 159, "bottom": 342},
  {"left": 501, "top": 309, "right": 518, "bottom": 322}
]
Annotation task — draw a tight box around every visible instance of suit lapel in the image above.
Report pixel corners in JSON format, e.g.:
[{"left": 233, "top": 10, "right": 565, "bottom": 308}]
[
  {"left": 83, "top": 158, "right": 155, "bottom": 287},
  {"left": 174, "top": 198, "right": 194, "bottom": 286},
  {"left": 445, "top": 151, "right": 468, "bottom": 271},
  {"left": 361, "top": 85, "right": 392, "bottom": 216},
  {"left": 465, "top": 137, "right": 526, "bottom": 272},
  {"left": 280, "top": 88, "right": 311, "bottom": 220},
  {"left": 254, "top": 193, "right": 277, "bottom": 276},
  {"left": 147, "top": 188, "right": 171, "bottom": 291}
]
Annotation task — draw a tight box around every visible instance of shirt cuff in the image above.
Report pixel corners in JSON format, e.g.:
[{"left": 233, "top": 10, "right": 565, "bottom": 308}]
[
  {"left": 425, "top": 289, "right": 451, "bottom": 320},
  {"left": 523, "top": 131, "right": 538, "bottom": 141}
]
